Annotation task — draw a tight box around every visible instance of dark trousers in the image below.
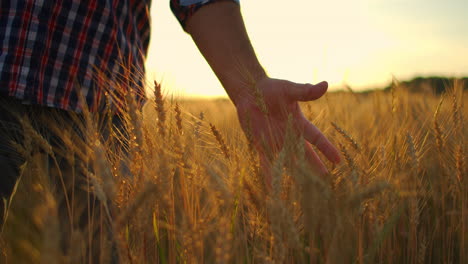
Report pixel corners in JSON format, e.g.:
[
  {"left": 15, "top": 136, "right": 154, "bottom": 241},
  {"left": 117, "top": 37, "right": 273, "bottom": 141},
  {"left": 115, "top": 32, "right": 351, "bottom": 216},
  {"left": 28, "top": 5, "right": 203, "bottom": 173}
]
[{"left": 0, "top": 96, "right": 125, "bottom": 262}]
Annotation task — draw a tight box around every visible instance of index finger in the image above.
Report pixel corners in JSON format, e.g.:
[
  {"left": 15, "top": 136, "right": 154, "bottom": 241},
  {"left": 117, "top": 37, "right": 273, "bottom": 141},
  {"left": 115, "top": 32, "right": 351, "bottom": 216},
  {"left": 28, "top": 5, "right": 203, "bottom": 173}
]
[{"left": 301, "top": 118, "right": 341, "bottom": 164}]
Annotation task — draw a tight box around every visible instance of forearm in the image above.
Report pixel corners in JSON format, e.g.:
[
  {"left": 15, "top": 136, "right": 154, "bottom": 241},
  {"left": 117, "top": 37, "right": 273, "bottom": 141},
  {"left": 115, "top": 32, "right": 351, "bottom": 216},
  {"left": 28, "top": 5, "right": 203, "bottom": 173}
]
[{"left": 185, "top": 1, "right": 266, "bottom": 106}]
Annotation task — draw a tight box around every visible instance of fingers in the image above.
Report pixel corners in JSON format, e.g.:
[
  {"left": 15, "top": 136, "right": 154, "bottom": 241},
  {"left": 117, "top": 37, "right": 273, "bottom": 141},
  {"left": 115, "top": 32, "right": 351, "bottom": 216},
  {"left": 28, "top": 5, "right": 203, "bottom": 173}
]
[
  {"left": 259, "top": 142, "right": 327, "bottom": 187},
  {"left": 304, "top": 141, "right": 328, "bottom": 176},
  {"left": 285, "top": 81, "right": 328, "bottom": 102},
  {"left": 302, "top": 118, "right": 341, "bottom": 164}
]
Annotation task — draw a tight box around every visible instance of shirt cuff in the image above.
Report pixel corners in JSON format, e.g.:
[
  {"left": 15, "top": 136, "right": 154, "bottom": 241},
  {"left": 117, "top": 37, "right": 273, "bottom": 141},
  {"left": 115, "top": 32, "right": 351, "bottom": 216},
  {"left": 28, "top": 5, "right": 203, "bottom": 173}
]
[{"left": 170, "top": 0, "right": 240, "bottom": 31}]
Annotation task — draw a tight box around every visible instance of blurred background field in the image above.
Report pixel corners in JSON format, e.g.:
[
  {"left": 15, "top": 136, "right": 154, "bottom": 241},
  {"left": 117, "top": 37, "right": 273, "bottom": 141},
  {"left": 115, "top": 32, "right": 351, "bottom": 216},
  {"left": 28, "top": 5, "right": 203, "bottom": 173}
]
[{"left": 0, "top": 78, "right": 466, "bottom": 263}]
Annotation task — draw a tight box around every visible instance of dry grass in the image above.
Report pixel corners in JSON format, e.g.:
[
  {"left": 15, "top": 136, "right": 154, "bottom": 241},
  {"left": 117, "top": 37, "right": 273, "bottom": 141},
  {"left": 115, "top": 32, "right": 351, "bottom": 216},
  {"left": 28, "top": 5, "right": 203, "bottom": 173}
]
[{"left": 0, "top": 80, "right": 466, "bottom": 264}]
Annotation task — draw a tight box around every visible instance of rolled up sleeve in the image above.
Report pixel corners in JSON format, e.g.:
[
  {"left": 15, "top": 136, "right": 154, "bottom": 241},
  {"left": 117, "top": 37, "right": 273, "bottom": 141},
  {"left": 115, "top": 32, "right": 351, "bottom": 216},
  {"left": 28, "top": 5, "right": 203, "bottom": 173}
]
[{"left": 170, "top": 0, "right": 240, "bottom": 31}]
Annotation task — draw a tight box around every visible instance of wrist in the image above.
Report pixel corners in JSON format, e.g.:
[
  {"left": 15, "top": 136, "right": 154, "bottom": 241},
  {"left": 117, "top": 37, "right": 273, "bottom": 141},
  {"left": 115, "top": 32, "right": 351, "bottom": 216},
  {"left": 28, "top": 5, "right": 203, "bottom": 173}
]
[{"left": 226, "top": 68, "right": 268, "bottom": 107}]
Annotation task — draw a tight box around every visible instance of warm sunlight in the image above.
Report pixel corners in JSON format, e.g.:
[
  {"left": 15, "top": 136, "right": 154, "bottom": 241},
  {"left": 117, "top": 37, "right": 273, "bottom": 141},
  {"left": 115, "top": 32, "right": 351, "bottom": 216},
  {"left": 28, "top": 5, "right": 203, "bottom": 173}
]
[
  {"left": 2, "top": 1, "right": 467, "bottom": 262},
  {"left": 146, "top": 0, "right": 468, "bottom": 98}
]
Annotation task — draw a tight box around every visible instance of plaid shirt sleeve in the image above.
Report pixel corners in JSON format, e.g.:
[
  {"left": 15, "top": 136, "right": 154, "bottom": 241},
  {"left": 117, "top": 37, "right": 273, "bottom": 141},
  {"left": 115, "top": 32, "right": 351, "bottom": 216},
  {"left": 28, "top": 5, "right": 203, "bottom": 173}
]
[
  {"left": 170, "top": 0, "right": 240, "bottom": 30},
  {"left": 0, "top": 0, "right": 151, "bottom": 112}
]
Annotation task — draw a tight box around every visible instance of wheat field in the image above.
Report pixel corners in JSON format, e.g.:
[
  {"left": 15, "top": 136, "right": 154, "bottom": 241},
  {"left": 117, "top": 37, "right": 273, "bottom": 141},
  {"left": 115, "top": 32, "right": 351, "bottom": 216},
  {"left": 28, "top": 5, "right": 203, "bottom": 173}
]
[{"left": 0, "top": 80, "right": 466, "bottom": 263}]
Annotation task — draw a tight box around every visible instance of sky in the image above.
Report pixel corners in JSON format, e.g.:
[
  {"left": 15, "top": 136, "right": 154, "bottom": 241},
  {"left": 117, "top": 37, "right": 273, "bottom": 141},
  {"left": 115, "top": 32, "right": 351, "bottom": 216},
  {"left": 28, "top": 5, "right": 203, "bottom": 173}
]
[{"left": 145, "top": 0, "right": 468, "bottom": 98}]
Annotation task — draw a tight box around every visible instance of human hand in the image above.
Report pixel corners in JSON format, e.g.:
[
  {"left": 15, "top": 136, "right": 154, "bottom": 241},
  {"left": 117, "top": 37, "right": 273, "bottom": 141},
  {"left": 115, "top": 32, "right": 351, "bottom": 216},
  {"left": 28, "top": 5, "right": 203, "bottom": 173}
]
[{"left": 235, "top": 77, "right": 341, "bottom": 182}]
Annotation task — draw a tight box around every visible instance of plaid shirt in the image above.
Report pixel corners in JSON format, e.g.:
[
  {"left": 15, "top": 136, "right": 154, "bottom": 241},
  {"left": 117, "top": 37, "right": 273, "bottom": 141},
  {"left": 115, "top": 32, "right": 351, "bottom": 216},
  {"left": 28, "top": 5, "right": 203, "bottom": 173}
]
[{"left": 0, "top": 0, "right": 239, "bottom": 112}]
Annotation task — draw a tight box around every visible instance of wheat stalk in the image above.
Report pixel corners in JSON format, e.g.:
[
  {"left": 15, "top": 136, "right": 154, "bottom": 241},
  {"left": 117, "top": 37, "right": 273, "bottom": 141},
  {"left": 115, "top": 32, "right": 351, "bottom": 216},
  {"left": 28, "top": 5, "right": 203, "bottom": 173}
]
[
  {"left": 154, "top": 80, "right": 166, "bottom": 137},
  {"left": 433, "top": 97, "right": 445, "bottom": 153},
  {"left": 174, "top": 102, "right": 183, "bottom": 134},
  {"left": 406, "top": 132, "right": 420, "bottom": 171},
  {"left": 210, "top": 123, "right": 230, "bottom": 160},
  {"left": 332, "top": 122, "right": 360, "bottom": 152}
]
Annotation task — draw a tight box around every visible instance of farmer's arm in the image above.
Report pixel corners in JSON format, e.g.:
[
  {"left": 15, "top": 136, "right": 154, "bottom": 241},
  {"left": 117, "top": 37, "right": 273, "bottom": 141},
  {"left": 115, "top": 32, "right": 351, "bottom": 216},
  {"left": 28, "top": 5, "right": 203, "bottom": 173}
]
[
  {"left": 184, "top": 1, "right": 265, "bottom": 105},
  {"left": 182, "top": 1, "right": 341, "bottom": 175}
]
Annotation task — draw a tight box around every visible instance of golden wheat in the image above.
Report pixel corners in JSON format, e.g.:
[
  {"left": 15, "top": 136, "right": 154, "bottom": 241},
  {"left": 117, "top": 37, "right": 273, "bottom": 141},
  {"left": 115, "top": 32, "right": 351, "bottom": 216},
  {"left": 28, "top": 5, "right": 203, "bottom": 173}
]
[{"left": 0, "top": 79, "right": 466, "bottom": 264}]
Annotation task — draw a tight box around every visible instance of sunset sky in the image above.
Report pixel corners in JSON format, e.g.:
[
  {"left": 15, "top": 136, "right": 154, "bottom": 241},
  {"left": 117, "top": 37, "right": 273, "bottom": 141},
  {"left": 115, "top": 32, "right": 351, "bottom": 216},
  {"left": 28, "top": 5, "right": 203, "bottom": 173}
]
[{"left": 145, "top": 0, "right": 468, "bottom": 98}]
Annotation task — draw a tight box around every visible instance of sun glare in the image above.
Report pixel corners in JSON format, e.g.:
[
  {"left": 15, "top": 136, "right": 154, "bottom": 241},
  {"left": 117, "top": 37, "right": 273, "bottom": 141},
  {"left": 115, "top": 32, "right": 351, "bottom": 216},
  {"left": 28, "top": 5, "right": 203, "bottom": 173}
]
[{"left": 146, "top": 0, "right": 468, "bottom": 97}]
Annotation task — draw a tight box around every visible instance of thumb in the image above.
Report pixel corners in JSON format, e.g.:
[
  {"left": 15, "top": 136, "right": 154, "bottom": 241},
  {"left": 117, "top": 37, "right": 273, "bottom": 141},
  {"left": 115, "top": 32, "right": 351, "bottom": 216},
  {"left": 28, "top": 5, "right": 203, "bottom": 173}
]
[{"left": 286, "top": 81, "right": 328, "bottom": 102}]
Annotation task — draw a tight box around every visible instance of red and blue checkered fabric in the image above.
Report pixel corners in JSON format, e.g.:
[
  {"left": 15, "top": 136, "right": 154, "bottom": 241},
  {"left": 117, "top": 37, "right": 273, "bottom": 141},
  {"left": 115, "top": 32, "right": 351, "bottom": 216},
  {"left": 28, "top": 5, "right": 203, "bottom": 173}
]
[{"left": 0, "top": 0, "right": 239, "bottom": 112}]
